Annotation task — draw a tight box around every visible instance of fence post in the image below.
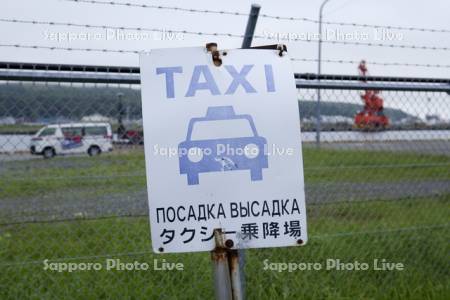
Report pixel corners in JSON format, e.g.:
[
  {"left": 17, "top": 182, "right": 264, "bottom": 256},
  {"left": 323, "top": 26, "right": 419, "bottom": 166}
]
[
  {"left": 316, "top": 89, "right": 322, "bottom": 146},
  {"left": 211, "top": 229, "right": 232, "bottom": 300},
  {"left": 316, "top": 1, "right": 331, "bottom": 146},
  {"left": 241, "top": 4, "right": 261, "bottom": 49}
]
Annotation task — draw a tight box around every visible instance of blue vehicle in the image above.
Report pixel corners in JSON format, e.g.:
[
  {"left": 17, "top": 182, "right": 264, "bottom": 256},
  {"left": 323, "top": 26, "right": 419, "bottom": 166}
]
[{"left": 179, "top": 106, "right": 268, "bottom": 185}]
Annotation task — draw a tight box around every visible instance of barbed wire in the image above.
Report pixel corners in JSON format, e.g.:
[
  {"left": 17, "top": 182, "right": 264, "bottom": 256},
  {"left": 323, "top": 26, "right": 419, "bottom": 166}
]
[
  {"left": 318, "top": 39, "right": 450, "bottom": 51},
  {"left": 318, "top": 19, "right": 450, "bottom": 34},
  {"left": 62, "top": 0, "right": 250, "bottom": 17},
  {"left": 0, "top": 173, "right": 146, "bottom": 181},
  {"left": 1, "top": 163, "right": 449, "bottom": 182},
  {"left": 0, "top": 43, "right": 139, "bottom": 54},
  {"left": 0, "top": 250, "right": 153, "bottom": 267},
  {"left": 261, "top": 14, "right": 450, "bottom": 34},
  {"left": 61, "top": 0, "right": 450, "bottom": 34},
  {"left": 312, "top": 223, "right": 450, "bottom": 239},
  {"left": 1, "top": 18, "right": 449, "bottom": 60},
  {"left": 291, "top": 57, "right": 450, "bottom": 69},
  {"left": 1, "top": 222, "right": 448, "bottom": 267},
  {"left": 0, "top": 18, "right": 245, "bottom": 39},
  {"left": 2, "top": 18, "right": 449, "bottom": 52},
  {"left": 257, "top": 33, "right": 449, "bottom": 51},
  {"left": 1, "top": 43, "right": 449, "bottom": 71},
  {"left": 305, "top": 162, "right": 450, "bottom": 170}
]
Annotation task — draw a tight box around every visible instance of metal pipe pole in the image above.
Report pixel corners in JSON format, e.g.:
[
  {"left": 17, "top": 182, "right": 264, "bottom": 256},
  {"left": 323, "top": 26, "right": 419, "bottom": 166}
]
[
  {"left": 229, "top": 5, "right": 261, "bottom": 299},
  {"left": 296, "top": 81, "right": 450, "bottom": 92},
  {"left": 242, "top": 4, "right": 261, "bottom": 48},
  {"left": 316, "top": 0, "right": 332, "bottom": 147},
  {"left": 211, "top": 229, "right": 232, "bottom": 300},
  {"left": 228, "top": 250, "right": 244, "bottom": 300}
]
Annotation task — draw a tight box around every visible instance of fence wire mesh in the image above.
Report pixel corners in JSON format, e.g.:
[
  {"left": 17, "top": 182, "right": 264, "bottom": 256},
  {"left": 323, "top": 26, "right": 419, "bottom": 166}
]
[{"left": 0, "top": 68, "right": 449, "bottom": 299}]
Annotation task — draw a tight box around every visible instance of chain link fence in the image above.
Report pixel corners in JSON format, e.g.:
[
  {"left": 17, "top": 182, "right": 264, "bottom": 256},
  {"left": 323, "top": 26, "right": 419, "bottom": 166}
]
[{"left": 0, "top": 65, "right": 449, "bottom": 299}]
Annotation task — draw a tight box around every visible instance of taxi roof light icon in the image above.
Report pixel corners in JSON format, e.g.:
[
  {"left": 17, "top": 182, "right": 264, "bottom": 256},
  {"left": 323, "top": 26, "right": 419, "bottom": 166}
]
[
  {"left": 179, "top": 106, "right": 268, "bottom": 185},
  {"left": 206, "top": 106, "right": 235, "bottom": 118}
]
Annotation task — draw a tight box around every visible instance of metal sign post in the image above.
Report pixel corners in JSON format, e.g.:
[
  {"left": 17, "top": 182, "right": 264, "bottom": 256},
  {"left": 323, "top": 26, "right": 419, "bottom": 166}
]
[
  {"left": 228, "top": 249, "right": 244, "bottom": 300},
  {"left": 212, "top": 5, "right": 261, "bottom": 298},
  {"left": 211, "top": 229, "right": 244, "bottom": 300},
  {"left": 139, "top": 5, "right": 308, "bottom": 299},
  {"left": 241, "top": 4, "right": 261, "bottom": 49},
  {"left": 211, "top": 229, "right": 233, "bottom": 300}
]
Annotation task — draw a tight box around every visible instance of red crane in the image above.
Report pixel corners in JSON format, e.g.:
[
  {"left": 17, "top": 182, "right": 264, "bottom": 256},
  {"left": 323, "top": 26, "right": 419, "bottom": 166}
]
[{"left": 354, "top": 60, "right": 389, "bottom": 130}]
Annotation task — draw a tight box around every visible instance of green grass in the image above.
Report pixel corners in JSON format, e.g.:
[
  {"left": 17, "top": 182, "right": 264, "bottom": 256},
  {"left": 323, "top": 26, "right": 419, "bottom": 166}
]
[
  {"left": 303, "top": 147, "right": 450, "bottom": 183},
  {"left": 0, "top": 150, "right": 146, "bottom": 199},
  {"left": 0, "top": 195, "right": 449, "bottom": 299},
  {"left": 0, "top": 123, "right": 142, "bottom": 134},
  {"left": 1, "top": 147, "right": 449, "bottom": 200},
  {"left": 0, "top": 124, "right": 42, "bottom": 134},
  {"left": 0, "top": 147, "right": 449, "bottom": 299}
]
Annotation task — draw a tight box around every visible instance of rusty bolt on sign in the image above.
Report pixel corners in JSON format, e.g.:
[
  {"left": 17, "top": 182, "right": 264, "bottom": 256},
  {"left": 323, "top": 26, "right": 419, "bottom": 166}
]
[{"left": 206, "top": 43, "right": 222, "bottom": 67}]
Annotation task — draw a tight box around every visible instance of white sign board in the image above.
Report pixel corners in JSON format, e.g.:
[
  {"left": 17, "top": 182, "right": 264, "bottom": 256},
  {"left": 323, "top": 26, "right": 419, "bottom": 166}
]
[{"left": 140, "top": 46, "right": 307, "bottom": 253}]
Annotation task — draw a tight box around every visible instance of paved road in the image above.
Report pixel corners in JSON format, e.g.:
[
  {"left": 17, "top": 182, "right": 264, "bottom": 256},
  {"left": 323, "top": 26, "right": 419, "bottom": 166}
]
[
  {"left": 1, "top": 140, "right": 449, "bottom": 164},
  {"left": 2, "top": 130, "right": 450, "bottom": 155},
  {"left": 1, "top": 180, "right": 449, "bottom": 224},
  {"left": 1, "top": 136, "right": 448, "bottom": 223},
  {"left": 301, "top": 130, "right": 450, "bottom": 143},
  {"left": 309, "top": 140, "right": 450, "bottom": 156}
]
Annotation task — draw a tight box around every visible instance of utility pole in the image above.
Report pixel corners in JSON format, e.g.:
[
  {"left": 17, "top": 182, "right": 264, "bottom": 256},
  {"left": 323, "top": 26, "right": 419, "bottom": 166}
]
[{"left": 316, "top": 0, "right": 332, "bottom": 146}]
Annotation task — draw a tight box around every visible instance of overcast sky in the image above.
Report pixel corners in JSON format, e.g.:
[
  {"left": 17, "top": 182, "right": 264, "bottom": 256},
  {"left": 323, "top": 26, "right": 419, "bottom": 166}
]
[
  {"left": 1, "top": 0, "right": 449, "bottom": 76},
  {"left": 1, "top": 0, "right": 449, "bottom": 118}
]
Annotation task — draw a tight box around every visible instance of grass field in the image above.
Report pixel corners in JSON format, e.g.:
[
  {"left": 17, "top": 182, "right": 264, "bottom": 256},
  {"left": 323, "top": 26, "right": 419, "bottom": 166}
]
[
  {"left": 1, "top": 147, "right": 449, "bottom": 200},
  {"left": 0, "top": 148, "right": 449, "bottom": 299},
  {"left": 0, "top": 123, "right": 142, "bottom": 134},
  {"left": 0, "top": 196, "right": 448, "bottom": 299},
  {"left": 0, "top": 124, "right": 42, "bottom": 134}
]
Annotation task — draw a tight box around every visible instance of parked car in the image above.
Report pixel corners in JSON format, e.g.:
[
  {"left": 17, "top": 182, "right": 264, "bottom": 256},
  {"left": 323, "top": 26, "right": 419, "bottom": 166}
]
[
  {"left": 122, "top": 130, "right": 144, "bottom": 145},
  {"left": 30, "top": 123, "right": 113, "bottom": 158}
]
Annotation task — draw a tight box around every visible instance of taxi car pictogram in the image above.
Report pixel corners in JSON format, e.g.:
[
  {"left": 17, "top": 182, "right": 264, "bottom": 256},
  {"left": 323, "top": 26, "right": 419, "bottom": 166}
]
[{"left": 179, "top": 106, "right": 268, "bottom": 185}]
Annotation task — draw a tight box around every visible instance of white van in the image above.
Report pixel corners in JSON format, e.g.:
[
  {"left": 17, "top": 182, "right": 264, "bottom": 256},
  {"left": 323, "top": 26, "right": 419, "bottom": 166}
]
[{"left": 30, "top": 123, "right": 113, "bottom": 158}]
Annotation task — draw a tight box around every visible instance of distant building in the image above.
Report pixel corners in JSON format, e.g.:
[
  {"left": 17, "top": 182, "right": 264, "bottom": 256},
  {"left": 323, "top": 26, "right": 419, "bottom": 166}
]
[
  {"left": 0, "top": 116, "right": 16, "bottom": 125},
  {"left": 396, "top": 116, "right": 421, "bottom": 125},
  {"left": 35, "top": 117, "right": 73, "bottom": 125},
  {"left": 425, "top": 114, "right": 442, "bottom": 125},
  {"left": 81, "top": 114, "right": 111, "bottom": 122},
  {"left": 309, "top": 115, "right": 354, "bottom": 124}
]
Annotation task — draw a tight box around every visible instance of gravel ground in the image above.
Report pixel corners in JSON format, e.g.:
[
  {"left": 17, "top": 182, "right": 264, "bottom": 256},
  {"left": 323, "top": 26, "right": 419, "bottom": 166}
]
[
  {"left": 308, "top": 140, "right": 450, "bottom": 156},
  {"left": 1, "top": 140, "right": 448, "bottom": 223},
  {"left": 1, "top": 180, "right": 449, "bottom": 223}
]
